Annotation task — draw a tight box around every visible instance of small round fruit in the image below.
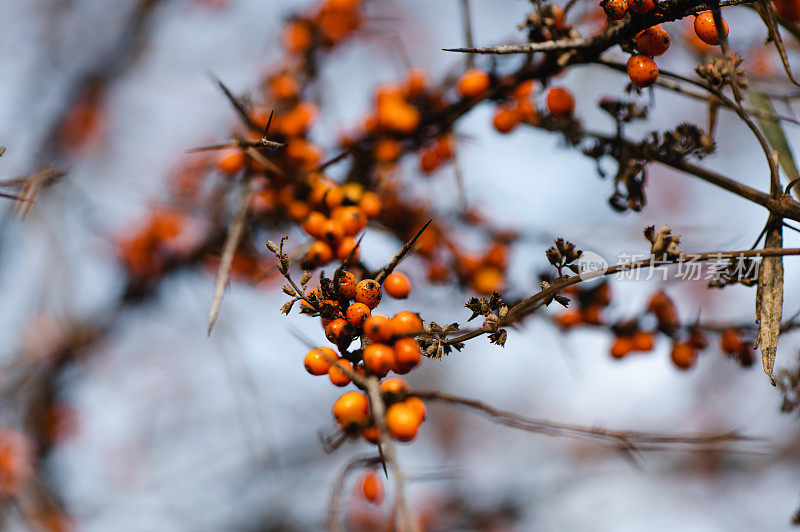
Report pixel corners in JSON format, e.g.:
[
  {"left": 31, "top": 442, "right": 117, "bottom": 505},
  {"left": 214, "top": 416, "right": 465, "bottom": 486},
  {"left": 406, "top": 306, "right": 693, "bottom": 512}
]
[
  {"left": 332, "top": 391, "right": 370, "bottom": 428},
  {"left": 546, "top": 87, "right": 575, "bottom": 118},
  {"left": 694, "top": 11, "right": 728, "bottom": 46},
  {"left": 457, "top": 68, "right": 490, "bottom": 98},
  {"left": 405, "top": 396, "right": 426, "bottom": 421},
  {"left": 217, "top": 148, "right": 246, "bottom": 175},
  {"left": 304, "top": 347, "right": 336, "bottom": 375},
  {"left": 492, "top": 105, "right": 521, "bottom": 134},
  {"left": 610, "top": 336, "right": 634, "bottom": 359},
  {"left": 335, "top": 271, "right": 357, "bottom": 299},
  {"left": 337, "top": 206, "right": 367, "bottom": 236},
  {"left": 359, "top": 472, "right": 384, "bottom": 504},
  {"left": 306, "top": 240, "right": 333, "bottom": 266},
  {"left": 364, "top": 315, "right": 393, "bottom": 342},
  {"left": 629, "top": 0, "right": 655, "bottom": 14},
  {"left": 359, "top": 192, "right": 382, "bottom": 218},
  {"left": 346, "top": 302, "right": 371, "bottom": 327},
  {"left": 627, "top": 54, "right": 659, "bottom": 88},
  {"left": 635, "top": 25, "right": 670, "bottom": 56},
  {"left": 384, "top": 272, "right": 411, "bottom": 299},
  {"left": 355, "top": 279, "right": 382, "bottom": 309},
  {"left": 362, "top": 343, "right": 396, "bottom": 377},
  {"left": 670, "top": 342, "right": 697, "bottom": 370},
  {"left": 720, "top": 329, "right": 742, "bottom": 354},
  {"left": 380, "top": 377, "right": 410, "bottom": 398},
  {"left": 602, "top": 0, "right": 628, "bottom": 20},
  {"left": 393, "top": 338, "right": 422, "bottom": 373},
  {"left": 386, "top": 402, "right": 422, "bottom": 441},
  {"left": 390, "top": 311, "right": 423, "bottom": 338},
  {"left": 362, "top": 425, "right": 380, "bottom": 444},
  {"left": 632, "top": 330, "right": 655, "bottom": 352},
  {"left": 325, "top": 318, "right": 349, "bottom": 344},
  {"left": 329, "top": 358, "right": 354, "bottom": 387}
]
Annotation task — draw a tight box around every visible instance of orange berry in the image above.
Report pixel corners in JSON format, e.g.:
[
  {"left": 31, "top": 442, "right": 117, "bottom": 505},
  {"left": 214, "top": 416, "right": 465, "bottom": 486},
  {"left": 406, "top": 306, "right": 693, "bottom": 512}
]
[
  {"left": 555, "top": 309, "right": 582, "bottom": 329},
  {"left": 364, "top": 315, "right": 393, "bottom": 342},
  {"left": 303, "top": 211, "right": 327, "bottom": 238},
  {"left": 346, "top": 302, "right": 371, "bottom": 327},
  {"left": 484, "top": 242, "right": 509, "bottom": 269},
  {"left": 362, "top": 425, "right": 380, "bottom": 443},
  {"left": 384, "top": 272, "right": 411, "bottom": 299},
  {"left": 306, "top": 240, "right": 333, "bottom": 266},
  {"left": 216, "top": 148, "right": 246, "bottom": 175},
  {"left": 405, "top": 68, "right": 428, "bottom": 96},
  {"left": 270, "top": 73, "right": 300, "bottom": 100},
  {"left": 355, "top": 279, "right": 382, "bottom": 309},
  {"left": 380, "top": 377, "right": 410, "bottom": 397},
  {"left": 419, "top": 147, "right": 440, "bottom": 174},
  {"left": 720, "top": 328, "right": 742, "bottom": 354},
  {"left": 632, "top": 330, "right": 655, "bottom": 352},
  {"left": 359, "top": 472, "right": 384, "bottom": 504},
  {"left": 457, "top": 68, "right": 490, "bottom": 98},
  {"left": 329, "top": 358, "right": 354, "bottom": 387},
  {"left": 337, "top": 206, "right": 367, "bottom": 236},
  {"left": 493, "top": 105, "right": 521, "bottom": 134},
  {"left": 386, "top": 402, "right": 422, "bottom": 441},
  {"left": 288, "top": 200, "right": 311, "bottom": 221},
  {"left": 629, "top": 0, "right": 656, "bottom": 14},
  {"left": 282, "top": 20, "right": 313, "bottom": 54},
  {"left": 546, "top": 87, "right": 575, "bottom": 117},
  {"left": 610, "top": 336, "right": 634, "bottom": 359},
  {"left": 320, "top": 218, "right": 345, "bottom": 244},
  {"left": 377, "top": 100, "right": 420, "bottom": 134},
  {"left": 374, "top": 138, "right": 402, "bottom": 162},
  {"left": 635, "top": 25, "right": 670, "bottom": 56},
  {"left": 694, "top": 11, "right": 728, "bottom": 46},
  {"left": 513, "top": 80, "right": 536, "bottom": 100},
  {"left": 304, "top": 347, "right": 336, "bottom": 375},
  {"left": 582, "top": 305, "right": 602, "bottom": 325},
  {"left": 337, "top": 237, "right": 360, "bottom": 262},
  {"left": 405, "top": 396, "right": 426, "bottom": 421},
  {"left": 670, "top": 342, "right": 697, "bottom": 370},
  {"left": 434, "top": 135, "right": 455, "bottom": 160},
  {"left": 325, "top": 318, "right": 349, "bottom": 344},
  {"left": 627, "top": 54, "right": 659, "bottom": 88},
  {"left": 359, "top": 192, "right": 382, "bottom": 218},
  {"left": 332, "top": 391, "right": 370, "bottom": 428},
  {"left": 390, "top": 311, "right": 423, "bottom": 338},
  {"left": 393, "top": 337, "right": 422, "bottom": 373},
  {"left": 602, "top": 0, "right": 628, "bottom": 19},
  {"left": 362, "top": 343, "right": 396, "bottom": 377},
  {"left": 286, "top": 138, "right": 322, "bottom": 170},
  {"left": 471, "top": 266, "right": 504, "bottom": 295}
]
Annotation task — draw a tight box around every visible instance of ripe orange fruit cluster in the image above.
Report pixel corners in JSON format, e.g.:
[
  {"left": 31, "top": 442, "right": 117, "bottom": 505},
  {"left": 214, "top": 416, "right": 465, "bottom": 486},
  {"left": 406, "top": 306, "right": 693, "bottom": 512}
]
[
  {"left": 492, "top": 80, "right": 539, "bottom": 134},
  {"left": 282, "top": 0, "right": 362, "bottom": 54},
  {"left": 545, "top": 86, "right": 575, "bottom": 118},
  {"left": 693, "top": 11, "right": 728, "bottom": 46},
  {"left": 455, "top": 240, "right": 512, "bottom": 295},
  {"left": 554, "top": 281, "right": 613, "bottom": 329},
  {"left": 116, "top": 209, "right": 192, "bottom": 278}
]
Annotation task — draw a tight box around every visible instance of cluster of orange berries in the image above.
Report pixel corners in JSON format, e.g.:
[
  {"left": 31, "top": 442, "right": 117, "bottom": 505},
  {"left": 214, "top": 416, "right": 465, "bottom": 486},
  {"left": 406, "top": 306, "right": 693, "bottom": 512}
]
[
  {"left": 116, "top": 209, "right": 195, "bottom": 278},
  {"left": 491, "top": 80, "right": 539, "bottom": 134},
  {"left": 554, "top": 280, "right": 613, "bottom": 328},
  {"left": 601, "top": 0, "right": 729, "bottom": 89},
  {"left": 282, "top": 0, "right": 362, "bottom": 54},
  {"left": 301, "top": 269, "right": 427, "bottom": 442},
  {"left": 455, "top": 239, "right": 511, "bottom": 296}
]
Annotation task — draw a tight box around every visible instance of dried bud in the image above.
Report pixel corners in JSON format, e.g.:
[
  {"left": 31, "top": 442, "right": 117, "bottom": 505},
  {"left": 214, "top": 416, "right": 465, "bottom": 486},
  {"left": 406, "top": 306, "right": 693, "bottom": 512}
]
[
  {"left": 645, "top": 224, "right": 681, "bottom": 259},
  {"left": 282, "top": 284, "right": 296, "bottom": 296},
  {"left": 300, "top": 271, "right": 312, "bottom": 286},
  {"left": 266, "top": 241, "right": 279, "bottom": 254}
]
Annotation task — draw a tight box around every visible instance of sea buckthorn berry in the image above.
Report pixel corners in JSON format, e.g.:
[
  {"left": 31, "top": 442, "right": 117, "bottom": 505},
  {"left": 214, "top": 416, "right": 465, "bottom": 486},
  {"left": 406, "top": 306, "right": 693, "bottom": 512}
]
[
  {"left": 434, "top": 135, "right": 455, "bottom": 160},
  {"left": 282, "top": 20, "right": 313, "bottom": 54},
  {"left": 546, "top": 87, "right": 575, "bottom": 118},
  {"left": 380, "top": 377, "right": 410, "bottom": 398},
  {"left": 364, "top": 315, "right": 393, "bottom": 342},
  {"left": 306, "top": 240, "right": 333, "bottom": 266},
  {"left": 337, "top": 206, "right": 367, "bottom": 236},
  {"left": 635, "top": 25, "right": 670, "bottom": 56},
  {"left": 355, "top": 279, "right": 382, "bottom": 308},
  {"left": 632, "top": 330, "right": 655, "bottom": 352},
  {"left": 457, "top": 68, "right": 490, "bottom": 98},
  {"left": 555, "top": 309, "right": 582, "bottom": 329},
  {"left": 688, "top": 330, "right": 709, "bottom": 350},
  {"left": 362, "top": 425, "right": 380, "bottom": 444},
  {"left": 471, "top": 266, "right": 505, "bottom": 295},
  {"left": 773, "top": 0, "right": 800, "bottom": 22},
  {"left": 393, "top": 337, "right": 422, "bottom": 373},
  {"left": 320, "top": 218, "right": 345, "bottom": 244},
  {"left": 390, "top": 311, "right": 423, "bottom": 338},
  {"left": 303, "top": 212, "right": 327, "bottom": 238},
  {"left": 582, "top": 305, "right": 603, "bottom": 325},
  {"left": 670, "top": 342, "right": 697, "bottom": 370},
  {"left": 288, "top": 200, "right": 311, "bottom": 221},
  {"left": 384, "top": 272, "right": 411, "bottom": 299},
  {"left": 610, "top": 336, "right": 634, "bottom": 359},
  {"left": 629, "top": 0, "right": 655, "bottom": 14},
  {"left": 419, "top": 147, "right": 440, "bottom": 174},
  {"left": 332, "top": 391, "right": 370, "bottom": 428},
  {"left": 304, "top": 347, "right": 336, "bottom": 375},
  {"left": 216, "top": 148, "right": 246, "bottom": 175},
  {"left": 493, "top": 105, "right": 521, "bottom": 134},
  {"left": 346, "top": 302, "right": 371, "bottom": 327},
  {"left": 329, "top": 358, "right": 354, "bottom": 387},
  {"left": 337, "top": 237, "right": 360, "bottom": 262},
  {"left": 359, "top": 192, "right": 382, "bottom": 218},
  {"left": 386, "top": 402, "right": 422, "bottom": 441},
  {"left": 484, "top": 242, "right": 509, "bottom": 269},
  {"left": 270, "top": 73, "right": 300, "bottom": 100},
  {"left": 335, "top": 271, "right": 357, "bottom": 299},
  {"left": 720, "top": 328, "right": 742, "bottom": 354},
  {"left": 694, "top": 11, "right": 728, "bottom": 46},
  {"left": 602, "top": 0, "right": 628, "bottom": 20},
  {"left": 513, "top": 80, "right": 536, "bottom": 100},
  {"left": 627, "top": 54, "right": 659, "bottom": 88},
  {"left": 405, "top": 396, "right": 426, "bottom": 421},
  {"left": 362, "top": 343, "right": 396, "bottom": 377},
  {"left": 405, "top": 68, "right": 428, "bottom": 96},
  {"left": 359, "top": 472, "right": 384, "bottom": 504},
  {"left": 325, "top": 318, "right": 349, "bottom": 344}
]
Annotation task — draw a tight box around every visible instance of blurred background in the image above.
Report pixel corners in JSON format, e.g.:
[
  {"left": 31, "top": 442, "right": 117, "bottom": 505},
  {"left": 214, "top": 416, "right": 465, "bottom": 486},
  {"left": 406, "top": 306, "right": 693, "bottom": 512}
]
[{"left": 1, "top": 0, "right": 800, "bottom": 530}]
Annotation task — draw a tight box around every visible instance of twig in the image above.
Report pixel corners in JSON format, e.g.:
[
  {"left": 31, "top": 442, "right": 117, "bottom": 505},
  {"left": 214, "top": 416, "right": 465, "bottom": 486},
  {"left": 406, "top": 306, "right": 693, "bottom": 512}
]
[{"left": 374, "top": 220, "right": 432, "bottom": 284}]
